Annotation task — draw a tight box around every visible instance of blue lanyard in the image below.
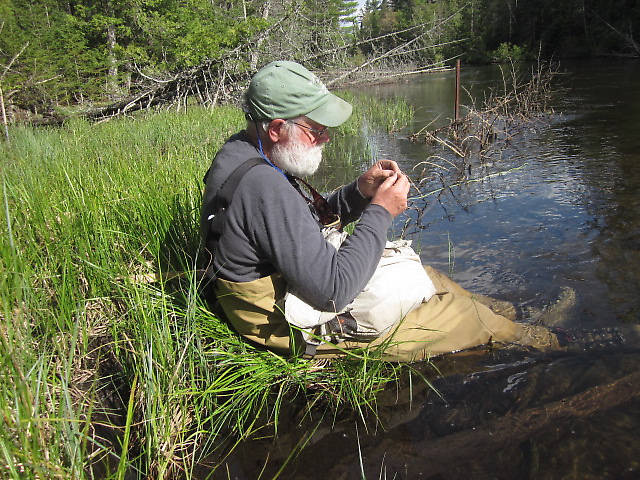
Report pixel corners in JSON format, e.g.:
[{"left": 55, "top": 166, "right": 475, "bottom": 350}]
[{"left": 256, "top": 131, "right": 288, "bottom": 180}]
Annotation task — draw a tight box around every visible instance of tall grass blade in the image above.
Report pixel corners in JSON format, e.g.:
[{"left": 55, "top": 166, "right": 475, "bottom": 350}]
[
  {"left": 116, "top": 376, "right": 137, "bottom": 480},
  {"left": 2, "top": 178, "right": 14, "bottom": 251}
]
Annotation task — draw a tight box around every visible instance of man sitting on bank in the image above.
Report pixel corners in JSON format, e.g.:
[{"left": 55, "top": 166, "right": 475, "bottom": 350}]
[{"left": 200, "top": 60, "right": 557, "bottom": 361}]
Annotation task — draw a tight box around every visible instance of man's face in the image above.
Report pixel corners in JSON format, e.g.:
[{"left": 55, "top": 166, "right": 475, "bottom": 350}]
[{"left": 270, "top": 117, "right": 329, "bottom": 177}]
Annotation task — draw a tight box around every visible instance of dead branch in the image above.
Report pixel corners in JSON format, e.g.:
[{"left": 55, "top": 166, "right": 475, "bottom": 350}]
[
  {"left": 325, "top": 6, "right": 468, "bottom": 88},
  {"left": 0, "top": 42, "right": 29, "bottom": 82},
  {"left": 407, "top": 59, "right": 558, "bottom": 214},
  {"left": 304, "top": 21, "right": 435, "bottom": 63},
  {"left": 592, "top": 12, "right": 640, "bottom": 56},
  {"left": 326, "top": 34, "right": 429, "bottom": 87}
]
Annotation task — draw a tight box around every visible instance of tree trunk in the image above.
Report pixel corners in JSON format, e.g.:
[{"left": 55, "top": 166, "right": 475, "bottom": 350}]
[
  {"left": 106, "top": 23, "right": 118, "bottom": 98},
  {"left": 249, "top": 0, "right": 272, "bottom": 70},
  {"left": 0, "top": 85, "right": 10, "bottom": 143}
]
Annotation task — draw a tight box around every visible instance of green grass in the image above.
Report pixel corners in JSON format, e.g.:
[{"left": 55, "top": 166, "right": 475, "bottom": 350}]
[
  {"left": 313, "top": 92, "right": 414, "bottom": 190},
  {"left": 0, "top": 97, "right": 424, "bottom": 478}
]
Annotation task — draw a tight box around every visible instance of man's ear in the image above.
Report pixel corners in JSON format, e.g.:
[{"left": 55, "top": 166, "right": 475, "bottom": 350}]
[{"left": 267, "top": 119, "right": 287, "bottom": 143}]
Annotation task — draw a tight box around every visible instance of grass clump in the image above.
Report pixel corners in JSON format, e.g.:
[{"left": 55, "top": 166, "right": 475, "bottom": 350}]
[
  {"left": 0, "top": 97, "right": 423, "bottom": 478},
  {"left": 314, "top": 92, "right": 414, "bottom": 190}
]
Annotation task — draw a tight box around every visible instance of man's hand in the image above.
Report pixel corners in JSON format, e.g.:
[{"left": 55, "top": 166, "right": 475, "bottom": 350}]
[
  {"left": 370, "top": 171, "right": 410, "bottom": 218},
  {"left": 357, "top": 160, "right": 402, "bottom": 199}
]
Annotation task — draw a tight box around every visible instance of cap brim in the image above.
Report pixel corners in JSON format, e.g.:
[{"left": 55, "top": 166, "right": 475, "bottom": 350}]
[{"left": 305, "top": 93, "right": 353, "bottom": 127}]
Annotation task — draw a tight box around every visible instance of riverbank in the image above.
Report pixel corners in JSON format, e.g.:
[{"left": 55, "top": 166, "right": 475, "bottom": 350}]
[
  {"left": 0, "top": 94, "right": 423, "bottom": 478},
  {"left": 3, "top": 63, "right": 440, "bottom": 128}
]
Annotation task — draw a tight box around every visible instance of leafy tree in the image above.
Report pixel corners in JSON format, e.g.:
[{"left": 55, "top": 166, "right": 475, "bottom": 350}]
[
  {"left": 0, "top": 0, "right": 101, "bottom": 108},
  {"left": 2, "top": 0, "right": 639, "bottom": 113},
  {"left": 339, "top": 0, "right": 360, "bottom": 36}
]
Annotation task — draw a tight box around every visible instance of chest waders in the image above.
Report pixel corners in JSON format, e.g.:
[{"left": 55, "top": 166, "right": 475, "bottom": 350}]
[{"left": 215, "top": 264, "right": 556, "bottom": 361}]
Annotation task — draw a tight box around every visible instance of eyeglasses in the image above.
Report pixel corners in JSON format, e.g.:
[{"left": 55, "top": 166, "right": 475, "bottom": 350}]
[{"left": 289, "top": 121, "right": 329, "bottom": 138}]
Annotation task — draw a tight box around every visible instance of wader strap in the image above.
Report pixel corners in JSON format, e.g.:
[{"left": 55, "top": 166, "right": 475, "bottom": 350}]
[
  {"left": 202, "top": 157, "right": 265, "bottom": 281},
  {"left": 292, "top": 329, "right": 320, "bottom": 359},
  {"left": 212, "top": 157, "right": 265, "bottom": 221}
]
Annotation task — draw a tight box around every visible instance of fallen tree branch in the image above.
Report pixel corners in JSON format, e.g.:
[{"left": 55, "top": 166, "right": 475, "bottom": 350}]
[
  {"left": 0, "top": 42, "right": 29, "bottom": 82},
  {"left": 592, "top": 11, "right": 640, "bottom": 56},
  {"left": 325, "top": 6, "right": 468, "bottom": 87},
  {"left": 304, "top": 21, "right": 434, "bottom": 63},
  {"left": 19, "top": 1, "right": 467, "bottom": 125}
]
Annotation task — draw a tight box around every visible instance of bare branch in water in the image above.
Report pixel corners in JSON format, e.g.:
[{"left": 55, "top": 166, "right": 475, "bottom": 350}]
[{"left": 407, "top": 59, "right": 558, "bottom": 215}]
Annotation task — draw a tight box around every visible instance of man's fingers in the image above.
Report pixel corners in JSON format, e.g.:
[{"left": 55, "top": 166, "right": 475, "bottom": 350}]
[
  {"left": 398, "top": 173, "right": 410, "bottom": 192},
  {"left": 379, "top": 172, "right": 409, "bottom": 192},
  {"left": 371, "top": 171, "right": 410, "bottom": 217},
  {"left": 383, "top": 171, "right": 398, "bottom": 183},
  {"left": 374, "top": 169, "right": 396, "bottom": 181},
  {"left": 377, "top": 159, "right": 401, "bottom": 172},
  {"left": 389, "top": 172, "right": 409, "bottom": 189},
  {"left": 378, "top": 172, "right": 398, "bottom": 190}
]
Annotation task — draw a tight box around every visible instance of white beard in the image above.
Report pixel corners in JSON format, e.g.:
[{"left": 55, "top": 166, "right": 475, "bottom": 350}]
[{"left": 271, "top": 138, "right": 324, "bottom": 177}]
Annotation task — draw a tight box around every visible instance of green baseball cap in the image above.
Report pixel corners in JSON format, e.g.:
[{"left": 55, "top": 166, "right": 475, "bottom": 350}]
[{"left": 244, "top": 60, "right": 352, "bottom": 127}]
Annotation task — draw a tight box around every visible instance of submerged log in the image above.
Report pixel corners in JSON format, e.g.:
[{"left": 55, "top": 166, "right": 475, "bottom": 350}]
[{"left": 395, "top": 370, "right": 640, "bottom": 471}]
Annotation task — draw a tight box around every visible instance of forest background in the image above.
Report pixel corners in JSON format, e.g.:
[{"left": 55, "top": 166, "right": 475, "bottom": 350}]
[{"left": 1, "top": 0, "right": 639, "bottom": 122}]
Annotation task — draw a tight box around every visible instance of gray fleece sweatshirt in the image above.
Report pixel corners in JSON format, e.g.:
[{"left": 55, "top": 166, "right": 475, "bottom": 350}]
[{"left": 201, "top": 131, "right": 392, "bottom": 312}]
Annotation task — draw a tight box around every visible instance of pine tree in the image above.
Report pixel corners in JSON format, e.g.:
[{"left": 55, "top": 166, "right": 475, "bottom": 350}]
[{"left": 340, "top": 0, "right": 361, "bottom": 35}]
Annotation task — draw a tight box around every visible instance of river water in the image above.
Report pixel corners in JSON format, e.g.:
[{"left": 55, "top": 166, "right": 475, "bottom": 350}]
[
  {"left": 212, "top": 60, "right": 640, "bottom": 479},
  {"left": 362, "top": 59, "right": 640, "bottom": 329}
]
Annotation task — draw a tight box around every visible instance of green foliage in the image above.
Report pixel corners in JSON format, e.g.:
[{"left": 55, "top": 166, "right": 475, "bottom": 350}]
[
  {"left": 1, "top": 0, "right": 638, "bottom": 112},
  {"left": 128, "top": 0, "right": 268, "bottom": 70},
  {"left": 357, "top": 0, "right": 640, "bottom": 66},
  {"left": 340, "top": 0, "right": 361, "bottom": 34},
  {"left": 1, "top": 0, "right": 271, "bottom": 107},
  {"left": 0, "top": 0, "right": 105, "bottom": 106},
  {"left": 490, "top": 42, "right": 528, "bottom": 63}
]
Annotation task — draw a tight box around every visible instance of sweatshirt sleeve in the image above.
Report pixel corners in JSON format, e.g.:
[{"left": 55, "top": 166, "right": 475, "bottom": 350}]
[{"left": 236, "top": 169, "right": 392, "bottom": 311}]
